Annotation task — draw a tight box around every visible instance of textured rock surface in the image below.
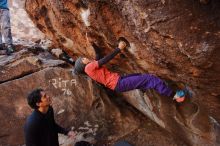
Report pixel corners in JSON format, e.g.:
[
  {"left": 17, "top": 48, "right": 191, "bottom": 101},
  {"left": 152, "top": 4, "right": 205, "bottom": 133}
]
[
  {"left": 8, "top": 0, "right": 44, "bottom": 45},
  {"left": 1, "top": 0, "right": 218, "bottom": 145},
  {"left": 0, "top": 48, "right": 188, "bottom": 146}
]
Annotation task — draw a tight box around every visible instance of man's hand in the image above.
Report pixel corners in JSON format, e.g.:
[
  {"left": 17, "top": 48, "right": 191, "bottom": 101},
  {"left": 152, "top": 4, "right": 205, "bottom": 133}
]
[
  {"left": 118, "top": 41, "right": 127, "bottom": 50},
  {"left": 67, "top": 131, "right": 76, "bottom": 139}
]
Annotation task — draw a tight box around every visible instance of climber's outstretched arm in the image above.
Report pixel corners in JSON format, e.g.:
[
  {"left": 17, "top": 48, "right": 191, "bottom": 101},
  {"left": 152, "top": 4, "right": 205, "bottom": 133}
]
[
  {"left": 92, "top": 43, "right": 121, "bottom": 66},
  {"left": 97, "top": 48, "right": 121, "bottom": 66},
  {"left": 92, "top": 43, "right": 103, "bottom": 61},
  {"left": 92, "top": 41, "right": 126, "bottom": 67}
]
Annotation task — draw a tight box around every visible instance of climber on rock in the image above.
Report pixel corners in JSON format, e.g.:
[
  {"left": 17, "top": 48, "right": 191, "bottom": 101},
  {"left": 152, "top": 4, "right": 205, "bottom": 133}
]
[{"left": 73, "top": 38, "right": 187, "bottom": 103}]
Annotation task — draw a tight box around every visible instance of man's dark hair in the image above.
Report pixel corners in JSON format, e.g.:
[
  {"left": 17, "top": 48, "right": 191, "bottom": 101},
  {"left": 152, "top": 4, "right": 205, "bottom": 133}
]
[{"left": 27, "top": 88, "right": 43, "bottom": 109}]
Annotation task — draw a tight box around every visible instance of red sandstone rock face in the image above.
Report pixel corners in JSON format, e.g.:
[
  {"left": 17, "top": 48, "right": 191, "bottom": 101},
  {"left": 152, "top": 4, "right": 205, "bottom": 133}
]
[
  {"left": 23, "top": 0, "right": 220, "bottom": 145},
  {"left": 0, "top": 48, "right": 187, "bottom": 146}
]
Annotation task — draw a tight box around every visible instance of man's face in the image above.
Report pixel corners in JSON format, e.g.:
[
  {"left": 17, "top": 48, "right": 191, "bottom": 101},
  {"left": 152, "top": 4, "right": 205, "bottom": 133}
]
[
  {"left": 82, "top": 57, "right": 91, "bottom": 64},
  {"left": 37, "top": 91, "right": 51, "bottom": 108}
]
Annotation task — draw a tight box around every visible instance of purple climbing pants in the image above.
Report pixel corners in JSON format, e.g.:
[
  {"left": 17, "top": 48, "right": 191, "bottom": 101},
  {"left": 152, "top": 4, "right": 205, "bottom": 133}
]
[{"left": 115, "top": 73, "right": 174, "bottom": 97}]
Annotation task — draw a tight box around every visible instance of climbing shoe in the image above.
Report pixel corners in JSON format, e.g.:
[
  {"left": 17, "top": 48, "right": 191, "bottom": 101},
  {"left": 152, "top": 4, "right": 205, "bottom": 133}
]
[
  {"left": 6, "top": 45, "right": 15, "bottom": 55},
  {"left": 173, "top": 90, "right": 186, "bottom": 103}
]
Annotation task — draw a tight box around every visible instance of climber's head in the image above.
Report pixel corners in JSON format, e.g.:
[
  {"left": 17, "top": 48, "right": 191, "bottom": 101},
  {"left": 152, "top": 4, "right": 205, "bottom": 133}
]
[
  {"left": 27, "top": 88, "right": 52, "bottom": 110},
  {"left": 73, "top": 57, "right": 91, "bottom": 75}
]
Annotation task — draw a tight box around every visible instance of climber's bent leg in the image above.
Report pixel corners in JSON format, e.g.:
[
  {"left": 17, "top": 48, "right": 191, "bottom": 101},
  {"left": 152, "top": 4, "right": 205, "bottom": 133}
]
[{"left": 115, "top": 73, "right": 174, "bottom": 97}]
